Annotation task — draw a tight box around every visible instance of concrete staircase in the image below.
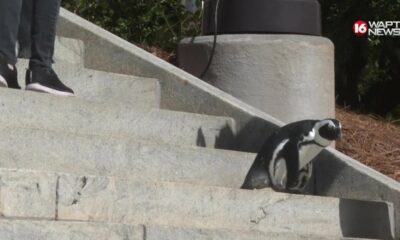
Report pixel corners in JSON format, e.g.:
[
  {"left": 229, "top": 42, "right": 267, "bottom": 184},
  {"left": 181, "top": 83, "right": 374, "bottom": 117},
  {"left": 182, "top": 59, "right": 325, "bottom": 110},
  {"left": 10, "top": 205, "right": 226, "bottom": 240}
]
[{"left": 0, "top": 9, "right": 398, "bottom": 239}]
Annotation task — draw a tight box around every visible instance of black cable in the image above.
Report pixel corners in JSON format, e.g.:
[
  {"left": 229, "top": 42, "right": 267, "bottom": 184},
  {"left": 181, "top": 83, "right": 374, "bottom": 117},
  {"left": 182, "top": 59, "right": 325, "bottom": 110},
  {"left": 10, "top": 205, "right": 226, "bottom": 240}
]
[{"left": 199, "top": 0, "right": 221, "bottom": 79}]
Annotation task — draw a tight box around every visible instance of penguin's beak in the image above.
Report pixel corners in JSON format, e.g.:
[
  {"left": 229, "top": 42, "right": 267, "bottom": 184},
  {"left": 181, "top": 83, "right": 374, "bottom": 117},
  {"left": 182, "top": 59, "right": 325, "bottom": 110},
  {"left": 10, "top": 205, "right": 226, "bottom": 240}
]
[{"left": 335, "top": 127, "right": 342, "bottom": 139}]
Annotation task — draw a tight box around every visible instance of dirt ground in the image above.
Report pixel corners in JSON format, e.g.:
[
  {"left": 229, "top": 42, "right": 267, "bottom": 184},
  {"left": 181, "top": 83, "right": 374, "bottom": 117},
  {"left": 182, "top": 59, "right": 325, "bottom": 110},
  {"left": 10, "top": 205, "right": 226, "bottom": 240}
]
[{"left": 336, "top": 107, "right": 400, "bottom": 182}]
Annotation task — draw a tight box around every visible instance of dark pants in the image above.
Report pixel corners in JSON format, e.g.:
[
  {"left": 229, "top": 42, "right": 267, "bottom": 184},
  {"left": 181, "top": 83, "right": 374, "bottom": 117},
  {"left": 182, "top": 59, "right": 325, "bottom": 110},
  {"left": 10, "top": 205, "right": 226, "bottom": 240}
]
[{"left": 0, "top": 0, "right": 61, "bottom": 68}]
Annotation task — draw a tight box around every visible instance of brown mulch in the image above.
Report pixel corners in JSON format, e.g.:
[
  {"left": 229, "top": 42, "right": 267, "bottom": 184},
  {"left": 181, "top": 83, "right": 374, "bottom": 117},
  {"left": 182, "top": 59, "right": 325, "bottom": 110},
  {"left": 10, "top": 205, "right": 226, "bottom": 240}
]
[
  {"left": 336, "top": 107, "right": 400, "bottom": 182},
  {"left": 138, "top": 45, "right": 177, "bottom": 64}
]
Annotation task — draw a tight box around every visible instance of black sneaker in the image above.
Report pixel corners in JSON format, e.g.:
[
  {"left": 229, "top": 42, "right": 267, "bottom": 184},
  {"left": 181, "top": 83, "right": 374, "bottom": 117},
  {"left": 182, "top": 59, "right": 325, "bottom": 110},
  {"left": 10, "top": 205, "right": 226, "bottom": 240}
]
[
  {"left": 25, "top": 67, "right": 74, "bottom": 96},
  {"left": 0, "top": 57, "right": 21, "bottom": 89}
]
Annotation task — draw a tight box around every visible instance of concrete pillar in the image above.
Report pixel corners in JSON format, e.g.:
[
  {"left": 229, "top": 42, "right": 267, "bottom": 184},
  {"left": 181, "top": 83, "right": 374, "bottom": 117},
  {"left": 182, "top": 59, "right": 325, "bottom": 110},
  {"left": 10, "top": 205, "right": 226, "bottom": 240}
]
[{"left": 178, "top": 34, "right": 335, "bottom": 123}]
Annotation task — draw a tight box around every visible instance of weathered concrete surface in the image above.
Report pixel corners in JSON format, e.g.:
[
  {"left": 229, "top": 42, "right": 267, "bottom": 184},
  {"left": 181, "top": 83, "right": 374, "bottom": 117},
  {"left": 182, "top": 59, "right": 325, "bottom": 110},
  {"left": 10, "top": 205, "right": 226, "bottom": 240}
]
[
  {"left": 17, "top": 60, "right": 160, "bottom": 108},
  {"left": 56, "top": 8, "right": 400, "bottom": 237},
  {"left": 0, "top": 219, "right": 142, "bottom": 240},
  {"left": 0, "top": 169, "right": 57, "bottom": 219},
  {"left": 178, "top": 35, "right": 335, "bottom": 123},
  {"left": 0, "top": 219, "right": 345, "bottom": 240},
  {"left": 145, "top": 225, "right": 339, "bottom": 240},
  {"left": 55, "top": 175, "right": 391, "bottom": 239},
  {"left": 53, "top": 36, "right": 85, "bottom": 67},
  {"left": 0, "top": 127, "right": 253, "bottom": 188},
  {"left": 0, "top": 169, "right": 394, "bottom": 239},
  {"left": 0, "top": 88, "right": 235, "bottom": 149}
]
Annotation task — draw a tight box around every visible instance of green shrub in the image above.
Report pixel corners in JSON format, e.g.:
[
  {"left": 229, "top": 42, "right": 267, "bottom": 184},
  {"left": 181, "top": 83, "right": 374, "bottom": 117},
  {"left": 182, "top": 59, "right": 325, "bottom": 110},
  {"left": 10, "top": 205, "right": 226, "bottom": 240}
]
[{"left": 62, "top": 0, "right": 202, "bottom": 52}]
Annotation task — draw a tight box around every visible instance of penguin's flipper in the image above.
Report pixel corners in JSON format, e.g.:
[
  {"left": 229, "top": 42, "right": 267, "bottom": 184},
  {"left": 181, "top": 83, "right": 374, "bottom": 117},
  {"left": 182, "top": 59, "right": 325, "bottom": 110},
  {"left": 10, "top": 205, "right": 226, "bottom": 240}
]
[
  {"left": 241, "top": 158, "right": 270, "bottom": 189},
  {"left": 272, "top": 157, "right": 287, "bottom": 190},
  {"left": 282, "top": 140, "right": 300, "bottom": 189},
  {"left": 241, "top": 166, "right": 270, "bottom": 189}
]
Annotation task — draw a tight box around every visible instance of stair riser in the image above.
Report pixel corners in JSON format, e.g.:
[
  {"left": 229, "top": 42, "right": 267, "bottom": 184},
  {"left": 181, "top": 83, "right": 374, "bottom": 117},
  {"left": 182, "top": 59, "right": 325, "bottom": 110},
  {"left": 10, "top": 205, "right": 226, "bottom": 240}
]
[
  {"left": 0, "top": 220, "right": 143, "bottom": 240},
  {"left": 17, "top": 60, "right": 160, "bottom": 108},
  {"left": 0, "top": 169, "right": 393, "bottom": 239},
  {"left": 0, "top": 89, "right": 235, "bottom": 148},
  {"left": 0, "top": 127, "right": 252, "bottom": 188},
  {"left": 0, "top": 219, "right": 342, "bottom": 240}
]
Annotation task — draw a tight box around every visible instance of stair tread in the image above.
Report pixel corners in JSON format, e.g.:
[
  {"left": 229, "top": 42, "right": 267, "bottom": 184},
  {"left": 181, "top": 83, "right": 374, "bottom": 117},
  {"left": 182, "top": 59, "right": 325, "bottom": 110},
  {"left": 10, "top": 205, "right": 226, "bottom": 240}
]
[
  {"left": 0, "top": 168, "right": 393, "bottom": 239},
  {"left": 0, "top": 219, "right": 351, "bottom": 240},
  {"left": 0, "top": 126, "right": 252, "bottom": 188},
  {"left": 0, "top": 88, "right": 235, "bottom": 148},
  {"left": 17, "top": 60, "right": 160, "bottom": 108}
]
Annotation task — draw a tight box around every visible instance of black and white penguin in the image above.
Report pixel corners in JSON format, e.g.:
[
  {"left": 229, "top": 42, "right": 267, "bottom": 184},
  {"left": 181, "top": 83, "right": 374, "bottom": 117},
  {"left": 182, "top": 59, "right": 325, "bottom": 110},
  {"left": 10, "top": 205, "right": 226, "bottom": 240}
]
[{"left": 241, "top": 119, "right": 342, "bottom": 192}]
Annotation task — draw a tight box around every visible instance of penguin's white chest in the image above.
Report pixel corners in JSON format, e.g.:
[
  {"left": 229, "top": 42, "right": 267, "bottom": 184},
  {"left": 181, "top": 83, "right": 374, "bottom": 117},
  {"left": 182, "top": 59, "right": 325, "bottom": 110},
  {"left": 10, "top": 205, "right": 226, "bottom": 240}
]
[{"left": 298, "top": 144, "right": 323, "bottom": 170}]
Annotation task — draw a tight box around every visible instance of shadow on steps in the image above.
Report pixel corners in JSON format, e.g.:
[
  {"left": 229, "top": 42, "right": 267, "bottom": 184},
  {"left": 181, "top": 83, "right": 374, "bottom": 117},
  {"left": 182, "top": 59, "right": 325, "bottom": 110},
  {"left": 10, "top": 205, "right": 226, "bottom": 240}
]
[{"left": 339, "top": 198, "right": 394, "bottom": 239}]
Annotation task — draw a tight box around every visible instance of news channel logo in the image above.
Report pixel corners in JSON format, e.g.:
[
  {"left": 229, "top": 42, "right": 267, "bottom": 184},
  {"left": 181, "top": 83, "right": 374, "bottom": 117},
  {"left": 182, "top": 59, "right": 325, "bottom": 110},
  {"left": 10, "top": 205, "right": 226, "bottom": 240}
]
[{"left": 353, "top": 20, "right": 400, "bottom": 37}]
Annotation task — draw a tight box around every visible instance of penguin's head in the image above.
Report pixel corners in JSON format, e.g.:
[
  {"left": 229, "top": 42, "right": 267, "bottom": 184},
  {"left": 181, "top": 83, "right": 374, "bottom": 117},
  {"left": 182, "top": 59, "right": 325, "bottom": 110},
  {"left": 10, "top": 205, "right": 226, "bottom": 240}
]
[{"left": 314, "top": 119, "right": 342, "bottom": 146}]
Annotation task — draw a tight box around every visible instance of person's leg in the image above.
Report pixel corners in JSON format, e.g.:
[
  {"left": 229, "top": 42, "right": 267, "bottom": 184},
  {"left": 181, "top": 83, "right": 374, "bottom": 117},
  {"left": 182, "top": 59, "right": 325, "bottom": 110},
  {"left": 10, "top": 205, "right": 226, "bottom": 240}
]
[
  {"left": 0, "top": 0, "right": 23, "bottom": 64},
  {"left": 18, "top": 0, "right": 33, "bottom": 59},
  {"left": 29, "top": 0, "right": 61, "bottom": 69},
  {"left": 26, "top": 0, "right": 74, "bottom": 96},
  {"left": 0, "top": 0, "right": 23, "bottom": 89}
]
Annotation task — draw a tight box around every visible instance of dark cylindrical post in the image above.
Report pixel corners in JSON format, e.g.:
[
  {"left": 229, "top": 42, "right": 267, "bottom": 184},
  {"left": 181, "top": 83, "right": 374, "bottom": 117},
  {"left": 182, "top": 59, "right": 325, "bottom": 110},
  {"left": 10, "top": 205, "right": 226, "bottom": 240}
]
[{"left": 202, "top": 0, "right": 321, "bottom": 36}]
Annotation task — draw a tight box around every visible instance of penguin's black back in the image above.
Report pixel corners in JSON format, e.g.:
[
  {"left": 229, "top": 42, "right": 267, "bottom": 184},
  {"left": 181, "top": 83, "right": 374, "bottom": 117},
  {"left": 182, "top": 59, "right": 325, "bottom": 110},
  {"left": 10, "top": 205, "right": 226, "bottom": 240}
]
[
  {"left": 241, "top": 120, "right": 318, "bottom": 190},
  {"left": 277, "top": 120, "right": 317, "bottom": 140}
]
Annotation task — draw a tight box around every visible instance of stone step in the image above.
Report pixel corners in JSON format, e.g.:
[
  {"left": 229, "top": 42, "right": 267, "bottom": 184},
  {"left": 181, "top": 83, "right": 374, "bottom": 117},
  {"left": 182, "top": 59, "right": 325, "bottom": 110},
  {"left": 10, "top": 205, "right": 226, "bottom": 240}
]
[
  {"left": 0, "top": 219, "right": 349, "bottom": 240},
  {"left": 0, "top": 88, "right": 235, "bottom": 148},
  {"left": 17, "top": 60, "right": 160, "bottom": 108},
  {"left": 146, "top": 225, "right": 372, "bottom": 240},
  {"left": 0, "top": 168, "right": 393, "bottom": 239},
  {"left": 0, "top": 127, "right": 252, "bottom": 188},
  {"left": 0, "top": 219, "right": 142, "bottom": 240},
  {"left": 19, "top": 36, "right": 85, "bottom": 67}
]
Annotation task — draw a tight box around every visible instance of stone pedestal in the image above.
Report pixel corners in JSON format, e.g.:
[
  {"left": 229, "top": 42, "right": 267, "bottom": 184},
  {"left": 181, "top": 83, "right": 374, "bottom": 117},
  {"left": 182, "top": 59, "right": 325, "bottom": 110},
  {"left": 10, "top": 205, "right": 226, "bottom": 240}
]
[{"left": 178, "top": 34, "right": 335, "bottom": 123}]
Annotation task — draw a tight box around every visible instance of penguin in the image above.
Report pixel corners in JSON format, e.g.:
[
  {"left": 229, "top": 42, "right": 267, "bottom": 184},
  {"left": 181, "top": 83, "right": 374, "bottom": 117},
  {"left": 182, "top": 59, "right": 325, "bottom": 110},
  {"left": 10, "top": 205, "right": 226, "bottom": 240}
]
[{"left": 241, "top": 119, "right": 342, "bottom": 192}]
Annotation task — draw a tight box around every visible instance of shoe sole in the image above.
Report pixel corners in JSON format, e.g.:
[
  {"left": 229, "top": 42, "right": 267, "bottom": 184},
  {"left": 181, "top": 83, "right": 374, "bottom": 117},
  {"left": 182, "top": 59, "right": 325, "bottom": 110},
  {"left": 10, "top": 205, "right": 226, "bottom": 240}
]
[
  {"left": 0, "top": 75, "right": 8, "bottom": 88},
  {"left": 26, "top": 83, "right": 74, "bottom": 97}
]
